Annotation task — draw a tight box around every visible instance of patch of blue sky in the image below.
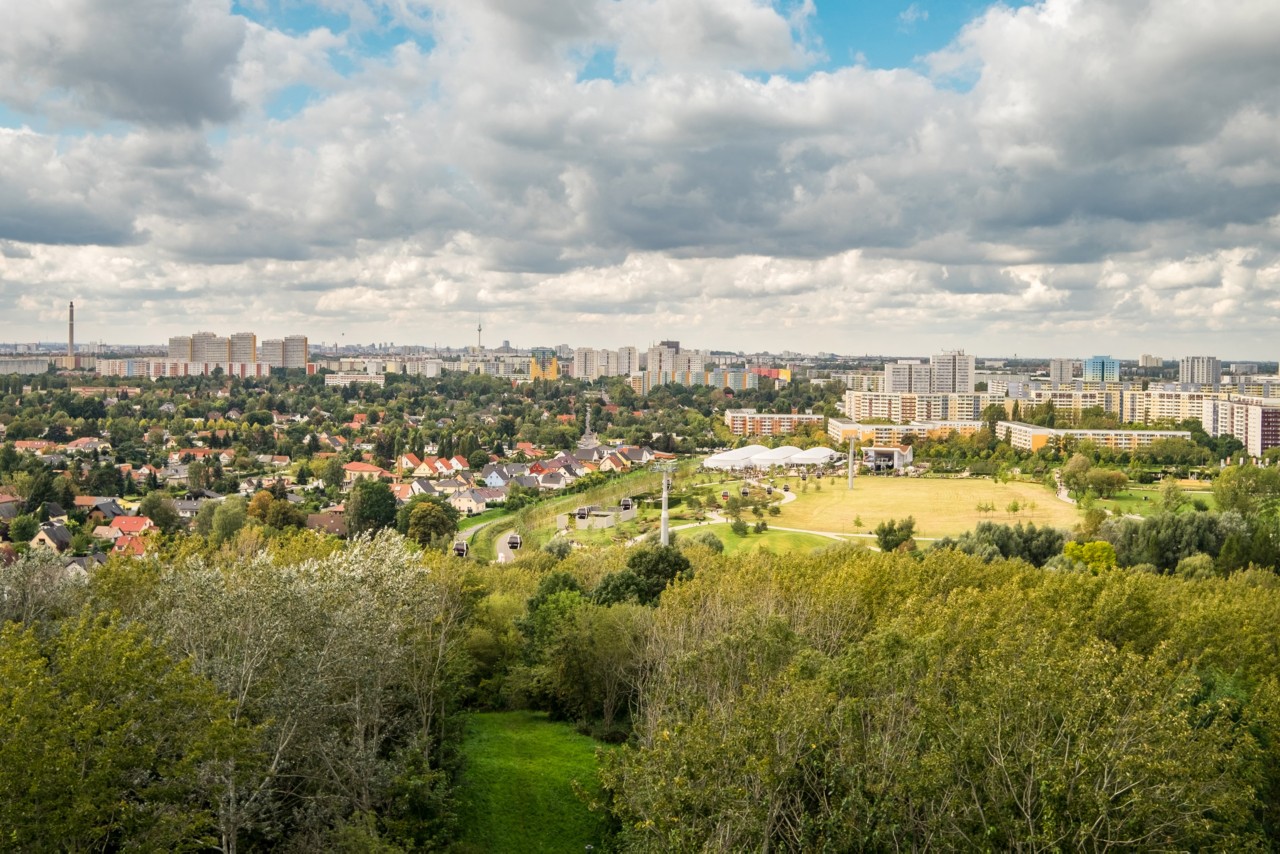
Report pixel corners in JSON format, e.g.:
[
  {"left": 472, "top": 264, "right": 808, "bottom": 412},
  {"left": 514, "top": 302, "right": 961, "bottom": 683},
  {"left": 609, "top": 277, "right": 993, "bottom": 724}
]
[
  {"left": 0, "top": 103, "right": 37, "bottom": 131},
  {"left": 804, "top": 0, "right": 1035, "bottom": 73},
  {"left": 265, "top": 83, "right": 322, "bottom": 120},
  {"left": 576, "top": 47, "right": 618, "bottom": 83},
  {"left": 232, "top": 0, "right": 434, "bottom": 61}
]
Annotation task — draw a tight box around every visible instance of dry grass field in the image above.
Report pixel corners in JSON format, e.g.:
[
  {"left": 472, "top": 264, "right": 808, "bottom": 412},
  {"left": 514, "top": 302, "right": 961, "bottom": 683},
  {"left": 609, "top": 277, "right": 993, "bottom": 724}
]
[{"left": 772, "top": 476, "right": 1080, "bottom": 538}]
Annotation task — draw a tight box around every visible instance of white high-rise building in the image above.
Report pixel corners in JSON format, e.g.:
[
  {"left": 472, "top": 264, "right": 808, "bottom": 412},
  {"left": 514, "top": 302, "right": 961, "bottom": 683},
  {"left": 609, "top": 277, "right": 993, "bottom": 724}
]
[
  {"left": 283, "top": 335, "right": 309, "bottom": 369},
  {"left": 230, "top": 332, "right": 257, "bottom": 364},
  {"left": 1049, "top": 358, "right": 1076, "bottom": 386},
  {"left": 883, "top": 360, "right": 932, "bottom": 393},
  {"left": 616, "top": 346, "right": 639, "bottom": 376},
  {"left": 647, "top": 344, "right": 676, "bottom": 375},
  {"left": 168, "top": 336, "right": 193, "bottom": 361},
  {"left": 930, "top": 350, "right": 976, "bottom": 393},
  {"left": 260, "top": 339, "right": 284, "bottom": 367},
  {"left": 674, "top": 349, "right": 708, "bottom": 374},
  {"left": 1179, "top": 355, "right": 1221, "bottom": 386},
  {"left": 573, "top": 347, "right": 599, "bottom": 380},
  {"left": 597, "top": 349, "right": 616, "bottom": 377},
  {"left": 1139, "top": 354, "right": 1163, "bottom": 368},
  {"left": 191, "top": 332, "right": 230, "bottom": 363}
]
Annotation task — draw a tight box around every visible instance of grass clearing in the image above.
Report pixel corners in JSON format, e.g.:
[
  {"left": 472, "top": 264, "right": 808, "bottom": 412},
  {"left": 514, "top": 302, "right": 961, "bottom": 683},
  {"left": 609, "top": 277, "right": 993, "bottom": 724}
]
[
  {"left": 452, "top": 711, "right": 612, "bottom": 854},
  {"left": 772, "top": 476, "right": 1079, "bottom": 537},
  {"left": 1095, "top": 487, "right": 1217, "bottom": 518},
  {"left": 688, "top": 522, "right": 841, "bottom": 556}
]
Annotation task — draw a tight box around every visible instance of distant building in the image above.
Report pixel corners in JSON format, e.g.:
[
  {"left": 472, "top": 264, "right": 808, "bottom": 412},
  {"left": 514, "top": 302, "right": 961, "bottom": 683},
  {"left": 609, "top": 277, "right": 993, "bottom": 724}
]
[
  {"left": 230, "top": 332, "right": 257, "bottom": 363},
  {"left": 529, "top": 347, "right": 559, "bottom": 380},
  {"left": 1179, "top": 355, "right": 1221, "bottom": 387},
  {"left": 1048, "top": 358, "right": 1076, "bottom": 386},
  {"left": 931, "top": 350, "right": 976, "bottom": 393},
  {"left": 260, "top": 339, "right": 285, "bottom": 367},
  {"left": 883, "top": 360, "right": 932, "bottom": 393},
  {"left": 724, "top": 408, "right": 824, "bottom": 436},
  {"left": 168, "top": 335, "right": 193, "bottom": 360},
  {"left": 191, "top": 332, "right": 230, "bottom": 363},
  {"left": 997, "top": 421, "right": 1191, "bottom": 453},
  {"left": 1082, "top": 355, "right": 1119, "bottom": 383},
  {"left": 283, "top": 335, "right": 309, "bottom": 369},
  {"left": 1138, "top": 354, "right": 1163, "bottom": 368},
  {"left": 324, "top": 372, "right": 386, "bottom": 387}
]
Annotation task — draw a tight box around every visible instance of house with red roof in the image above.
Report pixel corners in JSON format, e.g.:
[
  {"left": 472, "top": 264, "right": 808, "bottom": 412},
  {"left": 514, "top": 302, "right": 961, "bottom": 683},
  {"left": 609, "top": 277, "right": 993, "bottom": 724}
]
[
  {"left": 110, "top": 516, "right": 157, "bottom": 536},
  {"left": 113, "top": 535, "right": 148, "bottom": 557},
  {"left": 342, "top": 461, "right": 389, "bottom": 486}
]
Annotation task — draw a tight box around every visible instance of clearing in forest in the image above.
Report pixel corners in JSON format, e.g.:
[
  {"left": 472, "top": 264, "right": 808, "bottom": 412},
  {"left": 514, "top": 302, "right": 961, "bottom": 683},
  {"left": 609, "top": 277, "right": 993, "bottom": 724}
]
[{"left": 452, "top": 711, "right": 612, "bottom": 853}]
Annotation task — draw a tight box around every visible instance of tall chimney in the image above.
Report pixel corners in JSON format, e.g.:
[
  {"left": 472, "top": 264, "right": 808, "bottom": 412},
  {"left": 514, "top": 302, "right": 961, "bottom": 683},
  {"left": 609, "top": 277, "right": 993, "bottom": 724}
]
[{"left": 68, "top": 301, "right": 75, "bottom": 365}]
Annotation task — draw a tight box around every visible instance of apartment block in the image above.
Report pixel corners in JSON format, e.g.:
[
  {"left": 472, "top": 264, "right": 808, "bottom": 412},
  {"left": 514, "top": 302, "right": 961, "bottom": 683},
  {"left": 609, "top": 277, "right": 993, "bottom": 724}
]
[
  {"left": 167, "top": 336, "right": 193, "bottom": 361},
  {"left": 828, "top": 418, "right": 985, "bottom": 445},
  {"left": 260, "top": 339, "right": 285, "bottom": 367},
  {"left": 842, "top": 391, "right": 1005, "bottom": 424},
  {"left": 883, "top": 360, "right": 932, "bottom": 393},
  {"left": 1202, "top": 397, "right": 1280, "bottom": 457},
  {"left": 283, "top": 335, "right": 309, "bottom": 369},
  {"left": 724, "top": 408, "right": 824, "bottom": 437},
  {"left": 1082, "top": 355, "right": 1119, "bottom": 383},
  {"left": 1048, "top": 358, "right": 1076, "bottom": 385},
  {"left": 931, "top": 350, "right": 976, "bottom": 393},
  {"left": 229, "top": 332, "right": 257, "bottom": 364},
  {"left": 997, "top": 421, "right": 1191, "bottom": 453},
  {"left": 1179, "top": 355, "right": 1222, "bottom": 387}
]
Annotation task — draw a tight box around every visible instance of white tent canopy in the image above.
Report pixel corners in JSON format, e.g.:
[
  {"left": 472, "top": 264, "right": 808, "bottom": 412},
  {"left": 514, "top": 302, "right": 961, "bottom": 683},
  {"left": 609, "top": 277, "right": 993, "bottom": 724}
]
[
  {"left": 703, "top": 444, "right": 769, "bottom": 470},
  {"left": 704, "top": 445, "right": 839, "bottom": 470}
]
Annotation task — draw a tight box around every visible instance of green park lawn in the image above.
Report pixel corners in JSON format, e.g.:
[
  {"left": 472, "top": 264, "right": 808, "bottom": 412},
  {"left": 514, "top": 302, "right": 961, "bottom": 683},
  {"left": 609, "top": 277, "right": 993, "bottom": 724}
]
[
  {"left": 1094, "top": 486, "right": 1217, "bottom": 518},
  {"left": 689, "top": 522, "right": 842, "bottom": 556},
  {"left": 768, "top": 475, "right": 1080, "bottom": 538},
  {"left": 451, "top": 711, "right": 612, "bottom": 854}
]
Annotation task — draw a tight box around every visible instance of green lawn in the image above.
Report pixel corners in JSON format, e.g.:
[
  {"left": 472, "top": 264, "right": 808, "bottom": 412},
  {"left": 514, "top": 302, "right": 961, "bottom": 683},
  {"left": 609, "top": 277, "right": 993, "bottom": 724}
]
[
  {"left": 461, "top": 507, "right": 511, "bottom": 531},
  {"left": 689, "top": 522, "right": 842, "bottom": 556},
  {"left": 1095, "top": 487, "right": 1217, "bottom": 517},
  {"left": 770, "top": 475, "right": 1080, "bottom": 538},
  {"left": 451, "top": 711, "right": 612, "bottom": 854}
]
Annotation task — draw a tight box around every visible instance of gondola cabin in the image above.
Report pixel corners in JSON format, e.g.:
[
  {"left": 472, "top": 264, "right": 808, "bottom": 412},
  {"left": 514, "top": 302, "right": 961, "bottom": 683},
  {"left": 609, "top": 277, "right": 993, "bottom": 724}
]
[{"left": 507, "top": 533, "right": 522, "bottom": 550}]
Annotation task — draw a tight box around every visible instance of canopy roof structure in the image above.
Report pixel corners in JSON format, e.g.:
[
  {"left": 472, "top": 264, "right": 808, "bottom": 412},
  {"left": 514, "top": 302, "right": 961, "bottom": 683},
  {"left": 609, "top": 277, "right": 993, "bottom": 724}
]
[{"left": 703, "top": 445, "right": 839, "bottom": 470}]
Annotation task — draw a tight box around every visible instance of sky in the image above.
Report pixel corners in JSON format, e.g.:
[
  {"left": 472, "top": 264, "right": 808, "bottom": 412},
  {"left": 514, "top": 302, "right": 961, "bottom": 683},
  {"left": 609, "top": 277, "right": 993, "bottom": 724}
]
[{"left": 0, "top": 0, "right": 1278, "bottom": 359}]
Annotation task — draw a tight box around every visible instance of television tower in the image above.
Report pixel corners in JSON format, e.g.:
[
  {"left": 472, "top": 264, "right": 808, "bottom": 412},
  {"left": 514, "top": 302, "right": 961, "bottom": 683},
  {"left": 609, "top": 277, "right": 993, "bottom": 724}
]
[
  {"left": 477, "top": 316, "right": 483, "bottom": 351},
  {"left": 67, "top": 301, "right": 75, "bottom": 367}
]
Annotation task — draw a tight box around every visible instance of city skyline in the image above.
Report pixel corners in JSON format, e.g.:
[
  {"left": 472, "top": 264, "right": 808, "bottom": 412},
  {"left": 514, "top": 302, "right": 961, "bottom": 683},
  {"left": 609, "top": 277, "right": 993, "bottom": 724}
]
[{"left": 2, "top": 1, "right": 1278, "bottom": 355}]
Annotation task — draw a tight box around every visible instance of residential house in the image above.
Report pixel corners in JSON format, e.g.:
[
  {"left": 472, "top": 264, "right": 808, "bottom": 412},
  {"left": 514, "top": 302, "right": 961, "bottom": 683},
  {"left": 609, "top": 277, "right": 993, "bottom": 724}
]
[
  {"left": 110, "top": 516, "right": 157, "bottom": 537},
  {"left": 31, "top": 522, "right": 73, "bottom": 553},
  {"left": 599, "top": 452, "right": 629, "bottom": 473},
  {"left": 14, "top": 440, "right": 55, "bottom": 454},
  {"left": 538, "top": 472, "right": 568, "bottom": 490},
  {"left": 65, "top": 437, "right": 111, "bottom": 454},
  {"left": 397, "top": 453, "right": 423, "bottom": 474},
  {"left": 92, "top": 525, "right": 123, "bottom": 543},
  {"left": 342, "top": 462, "right": 389, "bottom": 486},
  {"left": 433, "top": 474, "right": 473, "bottom": 495},
  {"left": 408, "top": 479, "right": 439, "bottom": 497},
  {"left": 448, "top": 489, "right": 490, "bottom": 516},
  {"left": 113, "top": 535, "right": 148, "bottom": 557},
  {"left": 306, "top": 511, "right": 348, "bottom": 537}
]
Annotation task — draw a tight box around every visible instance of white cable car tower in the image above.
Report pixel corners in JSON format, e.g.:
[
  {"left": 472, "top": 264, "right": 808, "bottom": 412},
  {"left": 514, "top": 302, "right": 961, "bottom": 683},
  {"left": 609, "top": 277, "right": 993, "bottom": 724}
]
[{"left": 653, "top": 460, "right": 677, "bottom": 546}]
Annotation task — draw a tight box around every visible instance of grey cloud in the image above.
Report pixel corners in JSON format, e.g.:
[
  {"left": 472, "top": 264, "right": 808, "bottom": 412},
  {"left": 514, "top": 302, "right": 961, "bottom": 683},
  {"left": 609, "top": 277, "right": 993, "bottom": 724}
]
[{"left": 0, "top": 0, "right": 245, "bottom": 127}]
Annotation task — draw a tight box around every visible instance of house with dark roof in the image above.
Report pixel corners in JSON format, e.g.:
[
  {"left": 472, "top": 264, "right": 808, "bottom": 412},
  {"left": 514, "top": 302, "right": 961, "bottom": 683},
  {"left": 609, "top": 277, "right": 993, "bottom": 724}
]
[{"left": 31, "top": 522, "right": 73, "bottom": 553}]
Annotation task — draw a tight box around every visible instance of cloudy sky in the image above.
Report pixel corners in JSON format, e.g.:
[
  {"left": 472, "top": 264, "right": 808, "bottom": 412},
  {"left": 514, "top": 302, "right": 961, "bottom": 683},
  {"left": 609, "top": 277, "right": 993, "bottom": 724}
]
[{"left": 1, "top": 0, "right": 1278, "bottom": 358}]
